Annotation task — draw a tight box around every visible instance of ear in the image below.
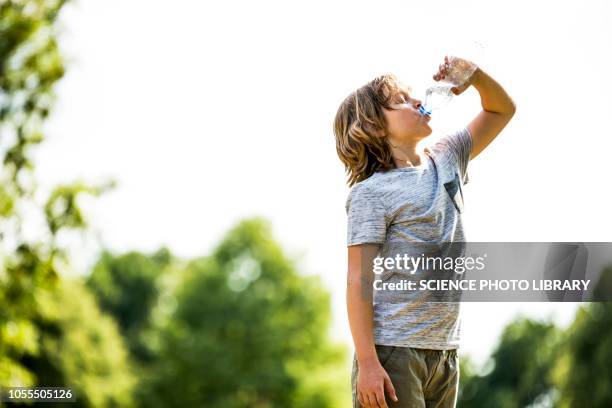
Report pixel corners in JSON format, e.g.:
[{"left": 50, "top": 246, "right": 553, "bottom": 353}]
[
  {"left": 375, "top": 129, "right": 387, "bottom": 138},
  {"left": 376, "top": 123, "right": 391, "bottom": 138},
  {"left": 365, "top": 123, "right": 385, "bottom": 138}
]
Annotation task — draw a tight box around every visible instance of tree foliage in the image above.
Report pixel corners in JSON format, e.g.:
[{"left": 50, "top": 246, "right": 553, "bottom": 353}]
[
  {"left": 1, "top": 2, "right": 133, "bottom": 406},
  {"left": 552, "top": 267, "right": 612, "bottom": 408},
  {"left": 459, "top": 317, "right": 561, "bottom": 407},
  {"left": 86, "top": 247, "right": 172, "bottom": 362},
  {"left": 135, "top": 218, "right": 349, "bottom": 407},
  {"left": 19, "top": 279, "right": 136, "bottom": 407}
]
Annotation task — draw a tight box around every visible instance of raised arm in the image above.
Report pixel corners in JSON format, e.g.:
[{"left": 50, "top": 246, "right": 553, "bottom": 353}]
[{"left": 465, "top": 67, "right": 516, "bottom": 160}]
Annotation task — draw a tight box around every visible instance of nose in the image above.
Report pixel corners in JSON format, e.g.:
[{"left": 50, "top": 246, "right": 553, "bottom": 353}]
[{"left": 413, "top": 99, "right": 423, "bottom": 109}]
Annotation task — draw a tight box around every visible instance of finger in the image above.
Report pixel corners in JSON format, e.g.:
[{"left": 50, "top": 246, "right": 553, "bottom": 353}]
[
  {"left": 360, "top": 392, "right": 369, "bottom": 408},
  {"left": 358, "top": 391, "right": 365, "bottom": 407},
  {"left": 371, "top": 391, "right": 384, "bottom": 408},
  {"left": 365, "top": 393, "right": 377, "bottom": 408},
  {"left": 384, "top": 376, "right": 399, "bottom": 402},
  {"left": 375, "top": 388, "right": 389, "bottom": 408}
]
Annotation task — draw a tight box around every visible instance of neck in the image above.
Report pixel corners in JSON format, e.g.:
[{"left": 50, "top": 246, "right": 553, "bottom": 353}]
[{"left": 388, "top": 139, "right": 424, "bottom": 168}]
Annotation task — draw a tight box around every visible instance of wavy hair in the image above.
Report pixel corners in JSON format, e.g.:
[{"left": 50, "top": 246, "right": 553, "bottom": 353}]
[{"left": 333, "top": 73, "right": 410, "bottom": 187}]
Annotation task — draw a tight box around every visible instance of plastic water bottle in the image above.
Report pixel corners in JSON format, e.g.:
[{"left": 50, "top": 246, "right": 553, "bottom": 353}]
[
  {"left": 418, "top": 83, "right": 455, "bottom": 116},
  {"left": 418, "top": 42, "right": 484, "bottom": 116}
]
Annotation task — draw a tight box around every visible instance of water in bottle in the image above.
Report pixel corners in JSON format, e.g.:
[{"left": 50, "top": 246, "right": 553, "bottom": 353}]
[
  {"left": 418, "top": 42, "right": 484, "bottom": 117},
  {"left": 418, "top": 83, "right": 455, "bottom": 116}
]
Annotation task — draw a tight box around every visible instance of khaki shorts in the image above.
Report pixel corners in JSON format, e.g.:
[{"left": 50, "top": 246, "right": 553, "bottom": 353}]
[{"left": 351, "top": 345, "right": 459, "bottom": 408}]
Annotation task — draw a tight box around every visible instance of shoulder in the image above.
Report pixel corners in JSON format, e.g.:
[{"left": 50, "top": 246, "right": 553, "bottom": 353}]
[
  {"left": 424, "top": 127, "right": 473, "bottom": 184},
  {"left": 424, "top": 127, "right": 472, "bottom": 161},
  {"left": 345, "top": 178, "right": 373, "bottom": 204},
  {"left": 425, "top": 127, "right": 468, "bottom": 150},
  {"left": 345, "top": 175, "right": 387, "bottom": 211}
]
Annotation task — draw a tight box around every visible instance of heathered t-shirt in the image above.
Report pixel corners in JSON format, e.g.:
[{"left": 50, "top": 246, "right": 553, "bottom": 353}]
[{"left": 345, "top": 127, "right": 473, "bottom": 349}]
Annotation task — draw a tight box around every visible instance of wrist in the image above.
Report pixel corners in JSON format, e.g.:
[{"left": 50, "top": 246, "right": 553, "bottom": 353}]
[
  {"left": 470, "top": 67, "right": 485, "bottom": 87},
  {"left": 357, "top": 353, "right": 380, "bottom": 367}
]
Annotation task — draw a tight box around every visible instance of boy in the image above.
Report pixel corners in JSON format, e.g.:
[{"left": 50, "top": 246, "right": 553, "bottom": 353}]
[{"left": 333, "top": 57, "right": 516, "bottom": 408}]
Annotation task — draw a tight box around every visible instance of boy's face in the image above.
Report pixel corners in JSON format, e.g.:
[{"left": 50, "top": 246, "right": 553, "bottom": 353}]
[{"left": 382, "top": 88, "right": 432, "bottom": 142}]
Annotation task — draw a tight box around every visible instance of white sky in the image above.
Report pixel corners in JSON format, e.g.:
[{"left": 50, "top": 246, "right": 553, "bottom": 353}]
[{"left": 31, "top": 0, "right": 612, "bottom": 366}]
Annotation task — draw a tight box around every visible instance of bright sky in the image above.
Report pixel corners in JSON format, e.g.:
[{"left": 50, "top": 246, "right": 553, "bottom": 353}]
[{"left": 32, "top": 0, "right": 612, "bottom": 367}]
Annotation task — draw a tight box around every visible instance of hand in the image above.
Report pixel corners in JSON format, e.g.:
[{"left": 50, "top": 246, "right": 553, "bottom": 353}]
[
  {"left": 357, "top": 359, "right": 398, "bottom": 407},
  {"left": 433, "top": 55, "right": 479, "bottom": 96}
]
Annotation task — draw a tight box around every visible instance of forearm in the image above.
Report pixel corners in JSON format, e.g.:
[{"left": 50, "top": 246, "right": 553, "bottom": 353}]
[
  {"left": 347, "top": 279, "right": 378, "bottom": 364},
  {"left": 471, "top": 67, "right": 516, "bottom": 115}
]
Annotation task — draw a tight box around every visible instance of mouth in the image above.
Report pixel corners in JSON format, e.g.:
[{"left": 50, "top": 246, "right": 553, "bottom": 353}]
[{"left": 418, "top": 105, "right": 431, "bottom": 116}]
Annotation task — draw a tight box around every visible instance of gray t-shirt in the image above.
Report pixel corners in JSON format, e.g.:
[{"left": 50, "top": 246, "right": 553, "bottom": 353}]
[{"left": 345, "top": 127, "right": 473, "bottom": 349}]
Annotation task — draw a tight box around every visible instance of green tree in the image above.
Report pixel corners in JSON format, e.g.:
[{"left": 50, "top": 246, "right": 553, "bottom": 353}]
[
  {"left": 86, "top": 247, "right": 172, "bottom": 362},
  {"left": 459, "top": 317, "right": 561, "bottom": 407},
  {"left": 137, "top": 217, "right": 349, "bottom": 407},
  {"left": 21, "top": 279, "right": 136, "bottom": 407},
  {"left": 1, "top": 0, "right": 71, "bottom": 385},
  {"left": 0, "top": 2, "right": 135, "bottom": 406},
  {"left": 553, "top": 266, "right": 612, "bottom": 408}
]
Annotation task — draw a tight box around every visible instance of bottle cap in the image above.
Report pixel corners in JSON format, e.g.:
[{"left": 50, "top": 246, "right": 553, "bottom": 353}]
[{"left": 419, "top": 106, "right": 431, "bottom": 116}]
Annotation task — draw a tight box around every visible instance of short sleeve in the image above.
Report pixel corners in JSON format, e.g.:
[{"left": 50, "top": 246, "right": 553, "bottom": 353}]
[
  {"left": 345, "top": 183, "right": 388, "bottom": 246},
  {"left": 430, "top": 127, "right": 473, "bottom": 185}
]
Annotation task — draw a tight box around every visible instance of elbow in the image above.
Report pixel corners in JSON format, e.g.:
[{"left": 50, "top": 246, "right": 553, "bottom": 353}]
[{"left": 507, "top": 99, "right": 517, "bottom": 116}]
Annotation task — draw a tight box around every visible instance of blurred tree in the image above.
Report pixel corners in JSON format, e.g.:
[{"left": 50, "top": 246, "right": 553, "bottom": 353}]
[
  {"left": 0, "top": 1, "right": 133, "bottom": 406},
  {"left": 20, "top": 279, "right": 136, "bottom": 407},
  {"left": 86, "top": 247, "right": 172, "bottom": 362},
  {"left": 553, "top": 266, "right": 612, "bottom": 408},
  {"left": 135, "top": 217, "right": 349, "bottom": 408},
  {"left": 459, "top": 317, "right": 561, "bottom": 407}
]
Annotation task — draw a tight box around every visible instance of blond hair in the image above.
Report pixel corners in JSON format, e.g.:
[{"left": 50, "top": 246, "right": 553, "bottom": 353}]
[{"left": 333, "top": 73, "right": 410, "bottom": 187}]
